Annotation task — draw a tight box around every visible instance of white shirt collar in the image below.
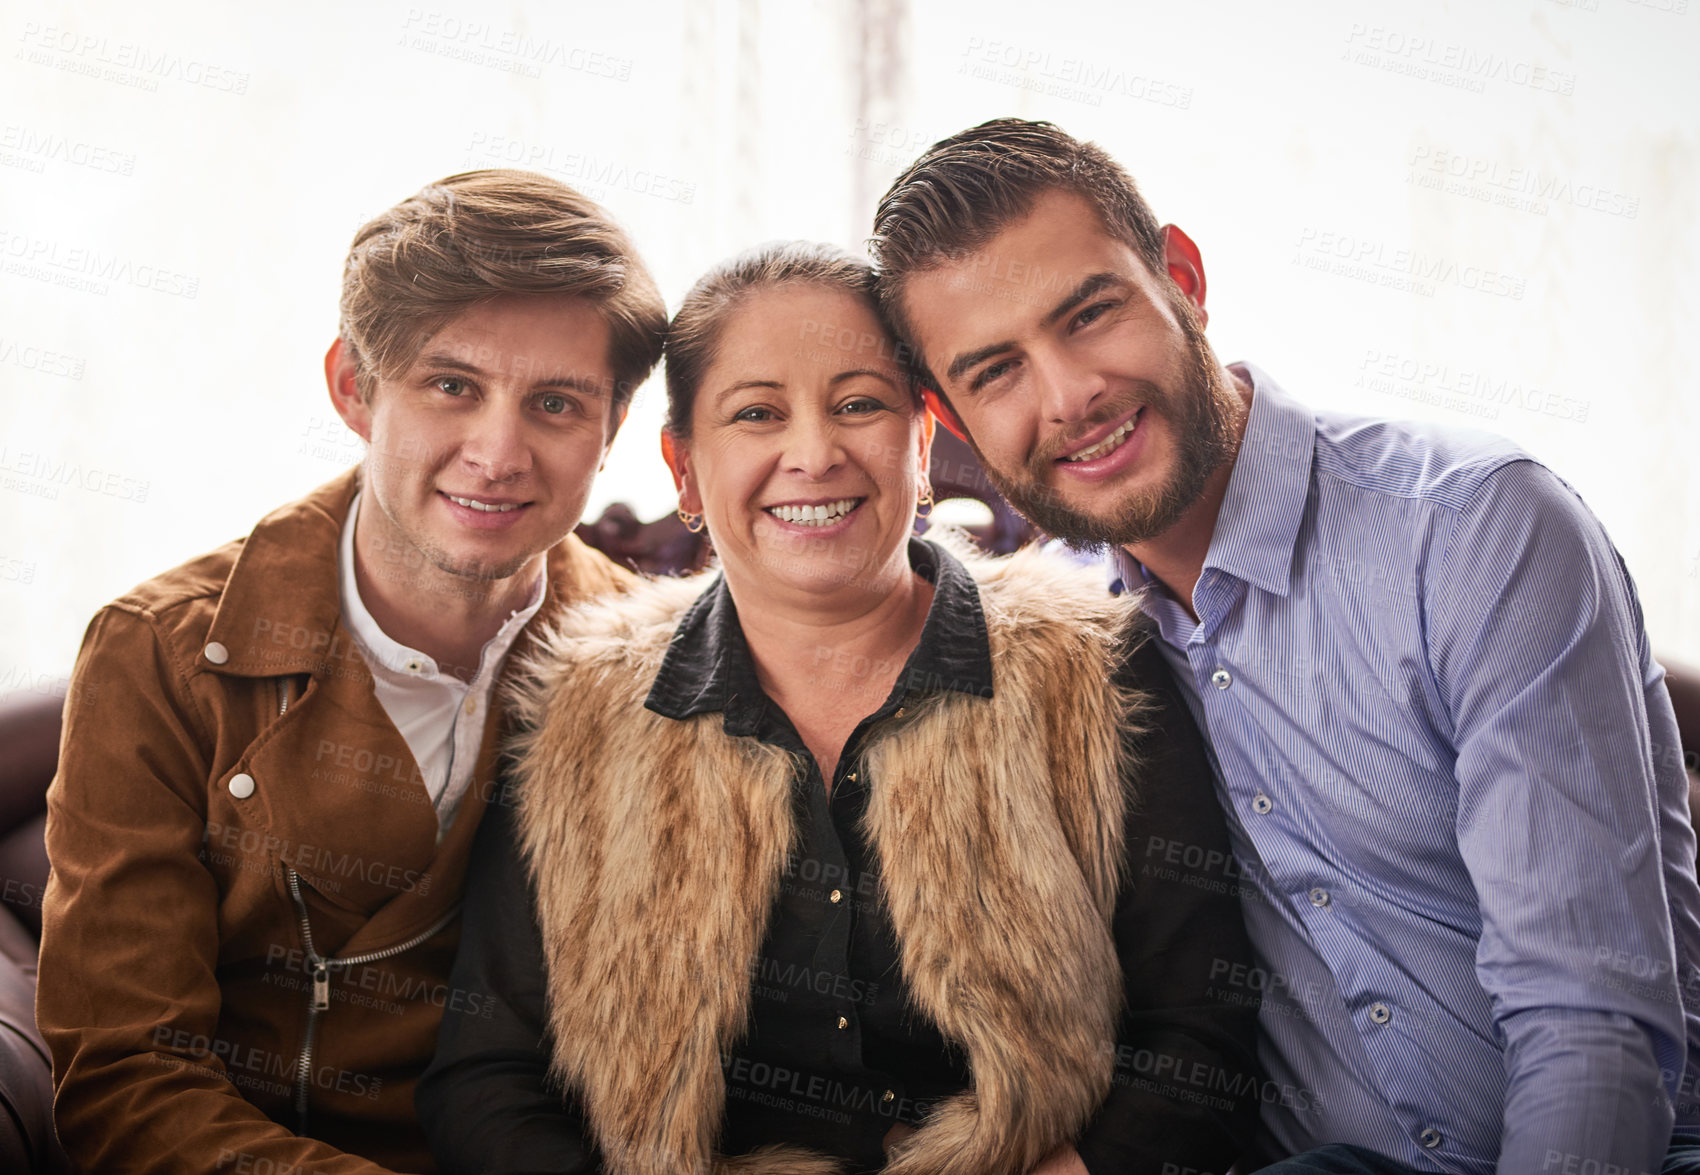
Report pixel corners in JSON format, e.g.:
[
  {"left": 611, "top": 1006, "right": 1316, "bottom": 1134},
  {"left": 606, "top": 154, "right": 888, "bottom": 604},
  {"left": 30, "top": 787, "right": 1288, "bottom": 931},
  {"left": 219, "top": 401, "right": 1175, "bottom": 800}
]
[{"left": 337, "top": 490, "right": 545, "bottom": 680}]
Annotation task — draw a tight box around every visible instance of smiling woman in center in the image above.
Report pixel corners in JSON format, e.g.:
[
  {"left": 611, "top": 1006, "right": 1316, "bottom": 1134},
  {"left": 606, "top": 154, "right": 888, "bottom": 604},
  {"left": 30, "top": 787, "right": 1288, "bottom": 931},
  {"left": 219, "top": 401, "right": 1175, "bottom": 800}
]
[{"left": 417, "top": 240, "right": 1263, "bottom": 1175}]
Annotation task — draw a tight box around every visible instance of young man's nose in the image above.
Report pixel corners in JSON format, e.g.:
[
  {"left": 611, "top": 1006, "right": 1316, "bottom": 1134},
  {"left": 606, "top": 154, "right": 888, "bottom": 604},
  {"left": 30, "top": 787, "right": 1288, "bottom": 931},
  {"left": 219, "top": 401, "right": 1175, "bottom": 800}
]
[
  {"left": 1034, "top": 348, "right": 1110, "bottom": 426},
  {"left": 459, "top": 405, "right": 532, "bottom": 481}
]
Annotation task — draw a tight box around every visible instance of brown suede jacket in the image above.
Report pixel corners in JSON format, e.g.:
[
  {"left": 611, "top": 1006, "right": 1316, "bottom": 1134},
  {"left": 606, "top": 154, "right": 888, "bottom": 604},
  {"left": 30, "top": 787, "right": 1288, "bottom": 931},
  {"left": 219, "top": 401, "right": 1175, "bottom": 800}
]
[{"left": 38, "top": 469, "right": 634, "bottom": 1174}]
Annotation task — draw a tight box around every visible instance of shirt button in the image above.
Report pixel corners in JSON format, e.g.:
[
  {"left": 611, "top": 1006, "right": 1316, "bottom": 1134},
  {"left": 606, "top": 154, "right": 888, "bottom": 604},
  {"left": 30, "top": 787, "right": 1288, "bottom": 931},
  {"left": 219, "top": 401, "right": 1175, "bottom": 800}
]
[
  {"left": 1252, "top": 794, "right": 1273, "bottom": 814},
  {"left": 836, "top": 1016, "right": 849, "bottom": 1030},
  {"left": 463, "top": 695, "right": 477, "bottom": 716},
  {"left": 1419, "top": 1127, "right": 1442, "bottom": 1149},
  {"left": 829, "top": 889, "right": 842, "bottom": 904},
  {"left": 405, "top": 659, "right": 424, "bottom": 674},
  {"left": 204, "top": 642, "right": 229, "bottom": 665},
  {"left": 1369, "top": 1002, "right": 1391, "bottom": 1024},
  {"left": 882, "top": 1089, "right": 895, "bottom": 1103},
  {"left": 1211, "top": 668, "right": 1232, "bottom": 689},
  {"left": 1309, "top": 887, "right": 1331, "bottom": 908},
  {"left": 228, "top": 773, "right": 256, "bottom": 799}
]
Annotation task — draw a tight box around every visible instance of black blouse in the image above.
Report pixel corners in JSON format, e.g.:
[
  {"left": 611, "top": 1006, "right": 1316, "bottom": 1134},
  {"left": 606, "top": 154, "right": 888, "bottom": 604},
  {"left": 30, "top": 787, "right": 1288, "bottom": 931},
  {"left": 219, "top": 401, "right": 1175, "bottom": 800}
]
[
  {"left": 647, "top": 539, "right": 987, "bottom": 1168},
  {"left": 418, "top": 539, "right": 1262, "bottom": 1175}
]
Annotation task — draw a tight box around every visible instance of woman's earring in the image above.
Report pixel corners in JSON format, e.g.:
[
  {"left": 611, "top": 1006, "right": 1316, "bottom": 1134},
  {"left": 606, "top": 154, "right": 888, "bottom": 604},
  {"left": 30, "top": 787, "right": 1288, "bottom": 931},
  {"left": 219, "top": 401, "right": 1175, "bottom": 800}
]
[
  {"left": 678, "top": 508, "right": 706, "bottom": 534},
  {"left": 916, "top": 482, "right": 935, "bottom": 521}
]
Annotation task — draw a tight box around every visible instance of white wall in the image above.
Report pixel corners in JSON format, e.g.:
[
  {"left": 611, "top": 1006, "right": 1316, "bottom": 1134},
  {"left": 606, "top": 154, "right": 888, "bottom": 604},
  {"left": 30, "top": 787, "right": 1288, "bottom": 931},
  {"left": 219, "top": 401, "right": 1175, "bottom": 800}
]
[{"left": 3, "top": 0, "right": 1696, "bottom": 689}]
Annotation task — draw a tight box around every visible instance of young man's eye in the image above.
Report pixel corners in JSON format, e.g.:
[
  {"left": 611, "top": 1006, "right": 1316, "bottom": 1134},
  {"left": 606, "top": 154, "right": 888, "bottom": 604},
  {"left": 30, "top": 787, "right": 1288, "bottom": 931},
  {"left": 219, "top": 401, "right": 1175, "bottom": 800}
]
[
  {"left": 1074, "top": 301, "right": 1116, "bottom": 329},
  {"left": 971, "top": 361, "right": 1012, "bottom": 392},
  {"left": 436, "top": 377, "right": 467, "bottom": 396},
  {"left": 540, "top": 393, "right": 571, "bottom": 415}
]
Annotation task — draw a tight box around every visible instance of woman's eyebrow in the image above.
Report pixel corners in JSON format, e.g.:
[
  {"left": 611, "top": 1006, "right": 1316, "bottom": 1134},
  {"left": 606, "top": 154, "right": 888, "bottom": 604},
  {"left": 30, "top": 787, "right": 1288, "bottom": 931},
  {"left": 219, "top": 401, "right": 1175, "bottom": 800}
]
[{"left": 827, "top": 368, "right": 895, "bottom": 387}]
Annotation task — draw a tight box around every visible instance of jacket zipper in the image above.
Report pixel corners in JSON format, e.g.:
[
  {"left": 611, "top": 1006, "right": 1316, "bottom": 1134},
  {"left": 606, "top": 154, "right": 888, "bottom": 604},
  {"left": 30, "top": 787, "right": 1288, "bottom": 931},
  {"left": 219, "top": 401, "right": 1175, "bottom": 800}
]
[
  {"left": 271, "top": 680, "right": 464, "bottom": 1132},
  {"left": 284, "top": 867, "right": 460, "bottom": 1132}
]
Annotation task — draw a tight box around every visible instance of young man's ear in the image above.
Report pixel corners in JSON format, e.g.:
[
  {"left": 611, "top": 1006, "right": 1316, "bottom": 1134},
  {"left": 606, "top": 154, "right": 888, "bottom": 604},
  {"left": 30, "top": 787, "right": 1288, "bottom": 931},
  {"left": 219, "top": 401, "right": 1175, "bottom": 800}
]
[
  {"left": 921, "top": 387, "right": 969, "bottom": 443},
  {"left": 325, "top": 339, "right": 372, "bottom": 441},
  {"left": 659, "top": 430, "right": 702, "bottom": 514},
  {"left": 1162, "top": 224, "right": 1209, "bottom": 329}
]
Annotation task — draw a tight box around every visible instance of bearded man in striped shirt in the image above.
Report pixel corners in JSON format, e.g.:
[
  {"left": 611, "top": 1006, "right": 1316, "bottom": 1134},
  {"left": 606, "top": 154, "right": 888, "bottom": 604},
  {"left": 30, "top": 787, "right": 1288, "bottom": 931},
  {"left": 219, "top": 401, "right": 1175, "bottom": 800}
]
[{"left": 871, "top": 117, "right": 1700, "bottom": 1175}]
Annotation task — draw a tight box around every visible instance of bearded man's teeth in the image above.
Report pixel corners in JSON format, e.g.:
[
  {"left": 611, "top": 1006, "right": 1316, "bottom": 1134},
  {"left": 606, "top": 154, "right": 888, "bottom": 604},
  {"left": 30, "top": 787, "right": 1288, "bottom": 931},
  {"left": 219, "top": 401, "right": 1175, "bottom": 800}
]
[
  {"left": 449, "top": 495, "right": 519, "bottom": 512},
  {"left": 768, "top": 499, "right": 858, "bottom": 526},
  {"left": 1064, "top": 417, "right": 1136, "bottom": 463}
]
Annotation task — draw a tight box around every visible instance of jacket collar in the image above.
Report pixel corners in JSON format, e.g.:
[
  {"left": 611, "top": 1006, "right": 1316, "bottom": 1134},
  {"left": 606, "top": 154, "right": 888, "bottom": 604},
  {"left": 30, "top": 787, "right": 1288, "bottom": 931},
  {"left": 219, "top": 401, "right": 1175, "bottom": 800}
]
[
  {"left": 643, "top": 537, "right": 996, "bottom": 736},
  {"left": 202, "top": 468, "right": 357, "bottom": 677},
  {"left": 203, "top": 467, "right": 632, "bottom": 679}
]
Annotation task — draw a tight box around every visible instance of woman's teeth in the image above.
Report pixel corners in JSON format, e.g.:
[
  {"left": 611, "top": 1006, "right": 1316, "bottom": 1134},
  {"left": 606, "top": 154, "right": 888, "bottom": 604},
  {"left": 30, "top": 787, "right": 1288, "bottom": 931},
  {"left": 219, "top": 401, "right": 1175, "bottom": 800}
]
[
  {"left": 768, "top": 499, "right": 858, "bottom": 526},
  {"left": 449, "top": 495, "right": 519, "bottom": 512},
  {"left": 1064, "top": 415, "right": 1138, "bottom": 463}
]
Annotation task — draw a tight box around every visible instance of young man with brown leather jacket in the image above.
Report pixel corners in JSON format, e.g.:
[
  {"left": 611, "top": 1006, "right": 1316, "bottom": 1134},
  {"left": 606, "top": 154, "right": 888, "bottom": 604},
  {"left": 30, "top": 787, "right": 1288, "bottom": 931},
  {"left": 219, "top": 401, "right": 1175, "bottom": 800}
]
[{"left": 37, "top": 170, "right": 666, "bottom": 1174}]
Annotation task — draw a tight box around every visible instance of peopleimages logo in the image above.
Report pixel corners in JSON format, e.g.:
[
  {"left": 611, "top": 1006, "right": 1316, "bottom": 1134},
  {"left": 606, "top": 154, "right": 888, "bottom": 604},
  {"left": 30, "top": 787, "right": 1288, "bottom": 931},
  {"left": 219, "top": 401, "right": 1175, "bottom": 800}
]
[
  {"left": 1341, "top": 23, "right": 1576, "bottom": 96},
  {"left": 0, "top": 335, "right": 85, "bottom": 381},
  {"left": 0, "top": 124, "right": 136, "bottom": 176},
  {"left": 0, "top": 445, "right": 150, "bottom": 503},
  {"left": 0, "top": 228, "right": 198, "bottom": 298},
  {"left": 14, "top": 23, "right": 251, "bottom": 94},
  {"left": 1408, "top": 145, "right": 1639, "bottom": 220},
  {"left": 1356, "top": 348, "right": 1591, "bottom": 425},
  {"left": 1292, "top": 227, "right": 1528, "bottom": 302},
  {"left": 958, "top": 36, "right": 1194, "bottom": 110},
  {"left": 397, "top": 10, "right": 633, "bottom": 81},
  {"left": 463, "top": 133, "right": 694, "bottom": 204}
]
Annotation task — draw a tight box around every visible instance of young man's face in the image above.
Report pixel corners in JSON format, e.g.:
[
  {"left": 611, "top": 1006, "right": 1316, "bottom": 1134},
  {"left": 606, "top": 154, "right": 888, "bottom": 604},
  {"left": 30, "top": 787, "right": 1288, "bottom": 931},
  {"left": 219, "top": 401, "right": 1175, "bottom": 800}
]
[
  {"left": 900, "top": 188, "right": 1238, "bottom": 549},
  {"left": 333, "top": 293, "right": 621, "bottom": 586}
]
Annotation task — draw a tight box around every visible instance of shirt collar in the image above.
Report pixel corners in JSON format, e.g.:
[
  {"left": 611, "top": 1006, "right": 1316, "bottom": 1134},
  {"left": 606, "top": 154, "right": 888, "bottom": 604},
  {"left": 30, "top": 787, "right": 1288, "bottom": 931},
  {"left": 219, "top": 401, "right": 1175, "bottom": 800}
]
[
  {"left": 338, "top": 490, "right": 545, "bottom": 679},
  {"left": 1107, "top": 362, "right": 1315, "bottom": 602},
  {"left": 1213, "top": 363, "right": 1315, "bottom": 598},
  {"left": 645, "top": 537, "right": 996, "bottom": 735}
]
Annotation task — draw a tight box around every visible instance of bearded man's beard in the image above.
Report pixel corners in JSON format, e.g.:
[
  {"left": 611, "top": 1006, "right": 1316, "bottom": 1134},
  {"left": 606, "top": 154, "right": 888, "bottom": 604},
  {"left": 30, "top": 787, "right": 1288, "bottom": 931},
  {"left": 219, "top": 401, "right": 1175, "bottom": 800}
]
[{"left": 967, "top": 294, "right": 1240, "bottom": 551}]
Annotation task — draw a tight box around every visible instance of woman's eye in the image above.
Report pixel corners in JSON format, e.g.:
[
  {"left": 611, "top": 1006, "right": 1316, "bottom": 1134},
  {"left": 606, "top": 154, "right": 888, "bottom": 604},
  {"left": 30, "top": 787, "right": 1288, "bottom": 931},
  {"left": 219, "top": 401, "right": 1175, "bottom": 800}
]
[
  {"left": 839, "top": 397, "right": 885, "bottom": 416},
  {"left": 540, "top": 394, "right": 570, "bottom": 415},
  {"left": 733, "top": 406, "right": 774, "bottom": 423}
]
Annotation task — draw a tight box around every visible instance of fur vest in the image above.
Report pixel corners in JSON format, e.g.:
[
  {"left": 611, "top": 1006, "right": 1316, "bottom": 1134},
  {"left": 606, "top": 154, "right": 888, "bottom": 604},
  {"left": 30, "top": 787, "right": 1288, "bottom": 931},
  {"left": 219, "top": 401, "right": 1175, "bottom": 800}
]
[{"left": 505, "top": 539, "right": 1148, "bottom": 1175}]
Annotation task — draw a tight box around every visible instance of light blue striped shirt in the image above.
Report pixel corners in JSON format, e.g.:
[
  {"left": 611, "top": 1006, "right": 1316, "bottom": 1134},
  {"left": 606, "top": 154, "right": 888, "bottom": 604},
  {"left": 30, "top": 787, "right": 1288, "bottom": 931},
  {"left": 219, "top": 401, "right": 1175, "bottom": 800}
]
[{"left": 1111, "top": 364, "right": 1700, "bottom": 1174}]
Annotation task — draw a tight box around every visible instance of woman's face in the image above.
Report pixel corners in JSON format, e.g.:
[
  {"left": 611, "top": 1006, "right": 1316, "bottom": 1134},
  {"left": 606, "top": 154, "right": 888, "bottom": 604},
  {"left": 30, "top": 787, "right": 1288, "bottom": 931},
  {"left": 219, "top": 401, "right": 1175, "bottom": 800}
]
[{"left": 670, "top": 283, "right": 929, "bottom": 603}]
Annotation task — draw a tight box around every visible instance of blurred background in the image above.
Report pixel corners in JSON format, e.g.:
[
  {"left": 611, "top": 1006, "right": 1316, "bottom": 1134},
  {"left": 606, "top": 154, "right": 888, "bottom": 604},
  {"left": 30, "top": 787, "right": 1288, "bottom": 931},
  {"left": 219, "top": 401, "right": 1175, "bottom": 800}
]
[{"left": 2, "top": 0, "right": 1696, "bottom": 685}]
